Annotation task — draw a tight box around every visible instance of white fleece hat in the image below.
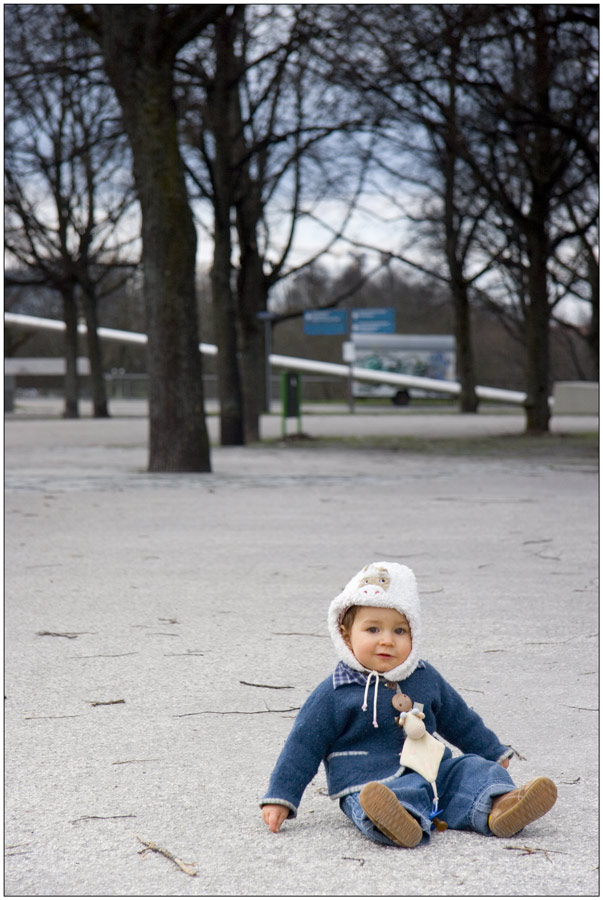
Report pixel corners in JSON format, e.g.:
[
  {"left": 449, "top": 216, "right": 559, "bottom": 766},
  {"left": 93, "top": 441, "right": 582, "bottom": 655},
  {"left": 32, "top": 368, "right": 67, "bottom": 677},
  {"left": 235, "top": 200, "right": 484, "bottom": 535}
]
[{"left": 328, "top": 561, "right": 421, "bottom": 682}]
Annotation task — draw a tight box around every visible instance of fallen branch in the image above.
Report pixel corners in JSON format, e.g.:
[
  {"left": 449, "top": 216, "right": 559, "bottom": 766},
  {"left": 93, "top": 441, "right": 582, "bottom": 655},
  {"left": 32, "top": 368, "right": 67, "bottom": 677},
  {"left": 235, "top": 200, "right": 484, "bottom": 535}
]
[
  {"left": 504, "top": 844, "right": 568, "bottom": 863},
  {"left": 25, "top": 714, "right": 82, "bottom": 720},
  {"left": 173, "top": 706, "right": 300, "bottom": 718},
  {"left": 239, "top": 680, "right": 294, "bottom": 690},
  {"left": 272, "top": 631, "right": 327, "bottom": 638},
  {"left": 112, "top": 759, "right": 161, "bottom": 766},
  {"left": 89, "top": 699, "right": 125, "bottom": 707},
  {"left": 342, "top": 856, "right": 365, "bottom": 866},
  {"left": 37, "top": 631, "right": 83, "bottom": 639},
  {"left": 508, "top": 744, "right": 527, "bottom": 761},
  {"left": 137, "top": 837, "right": 197, "bottom": 877},
  {"left": 72, "top": 814, "right": 136, "bottom": 825},
  {"left": 563, "top": 704, "right": 598, "bottom": 712},
  {"left": 68, "top": 652, "right": 138, "bottom": 659}
]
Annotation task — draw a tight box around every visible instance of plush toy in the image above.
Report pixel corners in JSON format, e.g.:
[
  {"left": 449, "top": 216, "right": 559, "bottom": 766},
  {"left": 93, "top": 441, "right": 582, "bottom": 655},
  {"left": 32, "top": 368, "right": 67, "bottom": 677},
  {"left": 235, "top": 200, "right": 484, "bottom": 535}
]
[{"left": 396, "top": 700, "right": 447, "bottom": 831}]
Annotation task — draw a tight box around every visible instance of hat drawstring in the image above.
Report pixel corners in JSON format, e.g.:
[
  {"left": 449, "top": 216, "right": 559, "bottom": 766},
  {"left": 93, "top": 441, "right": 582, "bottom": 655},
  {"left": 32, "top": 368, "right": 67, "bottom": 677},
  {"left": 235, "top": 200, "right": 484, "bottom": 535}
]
[{"left": 362, "top": 670, "right": 380, "bottom": 728}]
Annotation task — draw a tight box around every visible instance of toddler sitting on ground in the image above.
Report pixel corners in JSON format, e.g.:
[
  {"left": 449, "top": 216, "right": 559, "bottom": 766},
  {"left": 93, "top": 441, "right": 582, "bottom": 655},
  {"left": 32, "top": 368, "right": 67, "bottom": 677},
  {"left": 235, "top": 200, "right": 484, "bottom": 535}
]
[{"left": 260, "top": 561, "right": 556, "bottom": 847}]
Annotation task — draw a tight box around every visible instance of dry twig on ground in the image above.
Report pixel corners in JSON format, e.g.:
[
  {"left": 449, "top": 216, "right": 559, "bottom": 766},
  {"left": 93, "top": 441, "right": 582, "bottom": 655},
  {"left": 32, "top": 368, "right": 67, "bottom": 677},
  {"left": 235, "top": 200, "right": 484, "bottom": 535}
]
[
  {"left": 505, "top": 844, "right": 568, "bottom": 863},
  {"left": 137, "top": 837, "right": 197, "bottom": 877},
  {"left": 89, "top": 699, "right": 125, "bottom": 706}
]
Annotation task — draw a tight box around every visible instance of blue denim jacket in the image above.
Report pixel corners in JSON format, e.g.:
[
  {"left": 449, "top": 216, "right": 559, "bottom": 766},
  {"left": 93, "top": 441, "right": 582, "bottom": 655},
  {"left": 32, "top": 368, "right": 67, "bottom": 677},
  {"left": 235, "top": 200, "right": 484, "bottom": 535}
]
[{"left": 260, "top": 660, "right": 508, "bottom": 817}]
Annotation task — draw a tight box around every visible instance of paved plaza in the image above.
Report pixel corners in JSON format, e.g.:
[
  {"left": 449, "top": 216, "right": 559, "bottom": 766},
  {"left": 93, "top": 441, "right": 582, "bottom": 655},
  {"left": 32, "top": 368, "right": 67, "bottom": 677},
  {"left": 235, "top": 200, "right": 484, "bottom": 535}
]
[{"left": 4, "top": 400, "right": 599, "bottom": 896}]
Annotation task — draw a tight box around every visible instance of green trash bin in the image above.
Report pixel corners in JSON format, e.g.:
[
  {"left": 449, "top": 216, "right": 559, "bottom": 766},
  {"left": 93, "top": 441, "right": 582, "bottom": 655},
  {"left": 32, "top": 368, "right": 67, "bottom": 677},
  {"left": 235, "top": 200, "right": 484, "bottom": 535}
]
[{"left": 281, "top": 372, "right": 302, "bottom": 436}]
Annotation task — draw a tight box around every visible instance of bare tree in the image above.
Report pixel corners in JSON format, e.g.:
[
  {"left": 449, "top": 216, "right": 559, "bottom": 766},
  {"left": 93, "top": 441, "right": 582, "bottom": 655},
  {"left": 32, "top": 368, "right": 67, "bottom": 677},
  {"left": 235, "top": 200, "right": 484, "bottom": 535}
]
[
  {"left": 311, "top": 4, "right": 598, "bottom": 432},
  {"left": 5, "top": 5, "right": 136, "bottom": 417},
  {"left": 69, "top": 4, "right": 221, "bottom": 470},
  {"left": 181, "top": 5, "right": 375, "bottom": 442},
  {"left": 305, "top": 5, "right": 492, "bottom": 412},
  {"left": 449, "top": 4, "right": 598, "bottom": 431},
  {"left": 182, "top": 9, "right": 247, "bottom": 446}
]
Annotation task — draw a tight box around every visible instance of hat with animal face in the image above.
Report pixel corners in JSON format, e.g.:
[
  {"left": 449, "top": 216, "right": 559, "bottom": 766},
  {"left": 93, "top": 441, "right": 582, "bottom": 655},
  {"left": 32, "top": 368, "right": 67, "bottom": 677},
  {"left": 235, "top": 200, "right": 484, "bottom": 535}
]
[{"left": 328, "top": 561, "right": 421, "bottom": 681}]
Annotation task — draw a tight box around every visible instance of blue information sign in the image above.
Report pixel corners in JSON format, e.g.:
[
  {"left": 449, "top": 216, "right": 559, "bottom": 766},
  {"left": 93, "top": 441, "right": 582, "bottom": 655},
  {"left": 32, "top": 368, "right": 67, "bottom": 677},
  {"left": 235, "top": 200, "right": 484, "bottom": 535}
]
[
  {"left": 351, "top": 307, "right": 395, "bottom": 334},
  {"left": 303, "top": 309, "right": 348, "bottom": 336}
]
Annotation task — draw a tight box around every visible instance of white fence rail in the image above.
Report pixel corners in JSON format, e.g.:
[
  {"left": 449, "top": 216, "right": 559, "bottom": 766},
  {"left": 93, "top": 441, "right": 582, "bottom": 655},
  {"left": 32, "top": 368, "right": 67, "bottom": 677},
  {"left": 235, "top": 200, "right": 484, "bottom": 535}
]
[{"left": 5, "top": 312, "right": 527, "bottom": 406}]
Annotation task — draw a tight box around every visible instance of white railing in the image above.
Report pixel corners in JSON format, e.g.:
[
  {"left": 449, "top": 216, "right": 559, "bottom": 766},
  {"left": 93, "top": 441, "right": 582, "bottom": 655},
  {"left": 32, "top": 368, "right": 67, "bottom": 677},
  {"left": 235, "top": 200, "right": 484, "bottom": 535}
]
[{"left": 4, "top": 312, "right": 527, "bottom": 405}]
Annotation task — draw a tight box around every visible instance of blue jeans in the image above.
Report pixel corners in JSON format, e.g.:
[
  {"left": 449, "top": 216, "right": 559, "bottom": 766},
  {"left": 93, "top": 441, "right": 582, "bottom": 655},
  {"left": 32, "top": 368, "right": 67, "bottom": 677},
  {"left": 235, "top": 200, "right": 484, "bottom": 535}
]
[{"left": 339, "top": 754, "right": 515, "bottom": 846}]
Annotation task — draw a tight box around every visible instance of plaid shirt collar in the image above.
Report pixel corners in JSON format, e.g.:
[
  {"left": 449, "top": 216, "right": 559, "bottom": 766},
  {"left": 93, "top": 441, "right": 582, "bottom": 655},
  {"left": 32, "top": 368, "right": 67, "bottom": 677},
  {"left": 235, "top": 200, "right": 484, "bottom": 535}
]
[
  {"left": 332, "top": 659, "right": 424, "bottom": 689},
  {"left": 332, "top": 660, "right": 369, "bottom": 689}
]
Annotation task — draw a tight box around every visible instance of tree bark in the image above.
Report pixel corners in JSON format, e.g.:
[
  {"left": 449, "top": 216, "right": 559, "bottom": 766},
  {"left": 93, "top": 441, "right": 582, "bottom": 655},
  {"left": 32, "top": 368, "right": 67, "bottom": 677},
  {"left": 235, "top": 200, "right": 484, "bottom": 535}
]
[{"left": 523, "top": 8, "right": 553, "bottom": 434}]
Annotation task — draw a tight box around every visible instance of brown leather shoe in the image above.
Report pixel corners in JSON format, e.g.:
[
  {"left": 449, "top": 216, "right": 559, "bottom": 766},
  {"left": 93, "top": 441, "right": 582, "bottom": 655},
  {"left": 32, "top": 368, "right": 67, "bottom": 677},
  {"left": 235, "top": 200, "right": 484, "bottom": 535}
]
[
  {"left": 488, "top": 776, "right": 557, "bottom": 838},
  {"left": 359, "top": 782, "right": 423, "bottom": 848}
]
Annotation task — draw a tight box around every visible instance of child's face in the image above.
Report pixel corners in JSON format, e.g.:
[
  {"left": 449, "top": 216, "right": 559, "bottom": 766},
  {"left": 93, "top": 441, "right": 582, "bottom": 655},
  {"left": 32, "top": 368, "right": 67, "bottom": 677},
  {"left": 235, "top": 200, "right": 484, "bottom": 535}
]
[{"left": 341, "top": 606, "right": 412, "bottom": 673}]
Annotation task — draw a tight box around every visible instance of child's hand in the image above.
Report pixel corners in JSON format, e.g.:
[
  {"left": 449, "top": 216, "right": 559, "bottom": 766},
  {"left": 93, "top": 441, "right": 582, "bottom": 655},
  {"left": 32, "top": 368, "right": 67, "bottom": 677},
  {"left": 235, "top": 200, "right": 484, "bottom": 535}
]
[
  {"left": 499, "top": 758, "right": 510, "bottom": 769},
  {"left": 262, "top": 804, "right": 290, "bottom": 833}
]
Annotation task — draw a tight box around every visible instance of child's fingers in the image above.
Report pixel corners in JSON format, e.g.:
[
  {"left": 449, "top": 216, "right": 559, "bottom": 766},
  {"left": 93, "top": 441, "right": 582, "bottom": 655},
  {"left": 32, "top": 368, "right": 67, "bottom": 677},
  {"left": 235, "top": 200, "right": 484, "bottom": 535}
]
[
  {"left": 270, "top": 809, "right": 286, "bottom": 832},
  {"left": 262, "top": 806, "right": 286, "bottom": 832}
]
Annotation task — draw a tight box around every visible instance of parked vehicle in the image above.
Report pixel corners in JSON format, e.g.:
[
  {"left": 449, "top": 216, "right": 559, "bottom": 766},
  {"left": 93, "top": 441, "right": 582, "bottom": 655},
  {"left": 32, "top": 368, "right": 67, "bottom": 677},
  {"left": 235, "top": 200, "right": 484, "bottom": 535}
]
[{"left": 343, "top": 334, "right": 456, "bottom": 405}]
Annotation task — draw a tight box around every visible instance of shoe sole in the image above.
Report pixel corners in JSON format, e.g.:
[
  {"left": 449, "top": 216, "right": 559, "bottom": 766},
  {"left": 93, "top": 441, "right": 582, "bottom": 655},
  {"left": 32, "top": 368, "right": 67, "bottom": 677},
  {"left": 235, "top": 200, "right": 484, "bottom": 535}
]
[
  {"left": 359, "top": 782, "right": 423, "bottom": 847},
  {"left": 489, "top": 776, "right": 557, "bottom": 838}
]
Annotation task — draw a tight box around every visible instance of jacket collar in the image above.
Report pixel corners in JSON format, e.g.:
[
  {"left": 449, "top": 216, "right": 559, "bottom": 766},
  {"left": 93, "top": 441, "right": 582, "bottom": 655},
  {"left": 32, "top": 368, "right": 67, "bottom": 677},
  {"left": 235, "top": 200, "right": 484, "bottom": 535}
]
[{"left": 332, "top": 659, "right": 424, "bottom": 689}]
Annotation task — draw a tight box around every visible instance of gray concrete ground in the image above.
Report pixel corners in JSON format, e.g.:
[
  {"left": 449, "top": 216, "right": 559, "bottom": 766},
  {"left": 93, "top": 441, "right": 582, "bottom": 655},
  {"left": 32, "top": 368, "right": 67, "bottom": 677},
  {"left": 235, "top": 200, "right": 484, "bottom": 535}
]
[{"left": 4, "top": 400, "right": 599, "bottom": 897}]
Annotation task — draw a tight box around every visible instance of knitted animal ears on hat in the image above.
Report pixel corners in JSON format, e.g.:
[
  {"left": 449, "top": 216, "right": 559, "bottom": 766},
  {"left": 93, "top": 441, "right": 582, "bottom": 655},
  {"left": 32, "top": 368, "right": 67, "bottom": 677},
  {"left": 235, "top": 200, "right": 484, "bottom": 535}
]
[{"left": 327, "top": 561, "right": 422, "bottom": 682}]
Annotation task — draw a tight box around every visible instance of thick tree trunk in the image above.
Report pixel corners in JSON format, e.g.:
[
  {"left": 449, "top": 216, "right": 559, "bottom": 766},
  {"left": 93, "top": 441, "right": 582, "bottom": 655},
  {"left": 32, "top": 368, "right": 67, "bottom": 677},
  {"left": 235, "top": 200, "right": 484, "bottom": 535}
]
[
  {"left": 236, "top": 208, "right": 267, "bottom": 443},
  {"left": 211, "top": 223, "right": 245, "bottom": 445},
  {"left": 451, "top": 282, "right": 479, "bottom": 413},
  {"left": 92, "top": 10, "right": 211, "bottom": 471},
  {"left": 444, "top": 188, "right": 478, "bottom": 412},
  {"left": 238, "top": 306, "right": 266, "bottom": 444},
  {"left": 523, "top": 10, "right": 552, "bottom": 435},
  {"left": 209, "top": 13, "right": 245, "bottom": 446},
  {"left": 80, "top": 288, "right": 109, "bottom": 418},
  {"left": 61, "top": 285, "right": 79, "bottom": 419},
  {"left": 138, "top": 110, "right": 210, "bottom": 470}
]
